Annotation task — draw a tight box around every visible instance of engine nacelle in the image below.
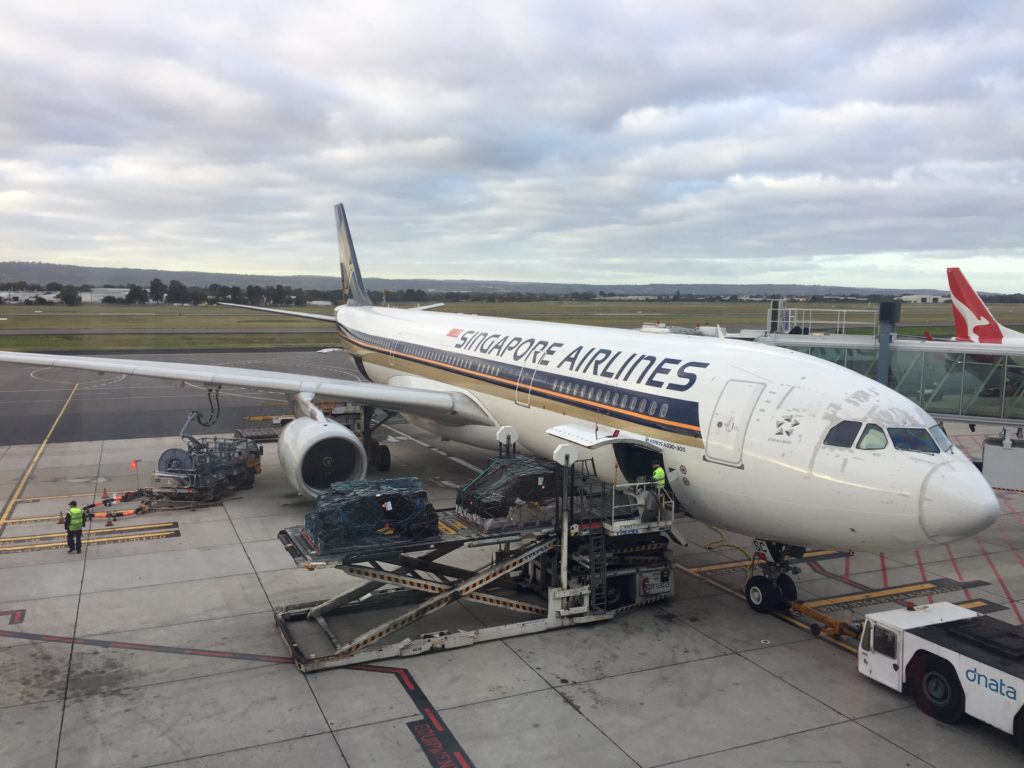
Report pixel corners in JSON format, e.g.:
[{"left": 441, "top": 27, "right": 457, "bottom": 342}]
[{"left": 278, "top": 416, "right": 368, "bottom": 497}]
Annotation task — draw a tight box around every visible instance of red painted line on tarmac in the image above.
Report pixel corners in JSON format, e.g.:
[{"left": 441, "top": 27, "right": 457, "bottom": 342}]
[
  {"left": 808, "top": 560, "right": 873, "bottom": 594},
  {"left": 425, "top": 707, "right": 445, "bottom": 732},
  {"left": 990, "top": 517, "right": 1024, "bottom": 571},
  {"left": 943, "top": 544, "right": 973, "bottom": 601},
  {"left": 914, "top": 550, "right": 935, "bottom": 604},
  {"left": 350, "top": 663, "right": 416, "bottom": 690},
  {"left": 1001, "top": 492, "right": 1024, "bottom": 529},
  {"left": 0, "top": 609, "right": 26, "bottom": 625},
  {"left": 975, "top": 538, "right": 1024, "bottom": 625},
  {"left": 0, "top": 628, "right": 293, "bottom": 663},
  {"left": 351, "top": 664, "right": 476, "bottom": 767},
  {"left": 396, "top": 669, "right": 416, "bottom": 691}
]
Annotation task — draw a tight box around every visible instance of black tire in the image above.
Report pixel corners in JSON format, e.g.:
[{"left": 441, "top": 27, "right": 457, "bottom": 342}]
[
  {"left": 375, "top": 445, "right": 391, "bottom": 472},
  {"left": 745, "top": 575, "right": 780, "bottom": 613},
  {"left": 604, "top": 576, "right": 630, "bottom": 609},
  {"left": 908, "top": 654, "right": 965, "bottom": 724},
  {"left": 776, "top": 573, "right": 798, "bottom": 603}
]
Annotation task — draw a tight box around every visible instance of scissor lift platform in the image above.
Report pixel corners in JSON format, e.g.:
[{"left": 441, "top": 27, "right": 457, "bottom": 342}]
[{"left": 275, "top": 480, "right": 677, "bottom": 672}]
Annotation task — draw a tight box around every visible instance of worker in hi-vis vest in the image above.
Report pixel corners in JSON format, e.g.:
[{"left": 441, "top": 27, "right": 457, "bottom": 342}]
[
  {"left": 651, "top": 462, "right": 666, "bottom": 489},
  {"left": 64, "top": 500, "right": 84, "bottom": 554}
]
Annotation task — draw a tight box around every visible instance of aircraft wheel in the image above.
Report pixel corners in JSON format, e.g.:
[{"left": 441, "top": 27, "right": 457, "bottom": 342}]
[
  {"left": 745, "top": 575, "right": 780, "bottom": 614},
  {"left": 374, "top": 445, "right": 391, "bottom": 472},
  {"left": 908, "top": 654, "right": 964, "bottom": 724},
  {"left": 775, "top": 573, "right": 798, "bottom": 603}
]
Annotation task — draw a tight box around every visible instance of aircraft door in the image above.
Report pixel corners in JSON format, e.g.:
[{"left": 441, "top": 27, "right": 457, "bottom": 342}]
[
  {"left": 515, "top": 367, "right": 535, "bottom": 407},
  {"left": 704, "top": 380, "right": 765, "bottom": 467}
]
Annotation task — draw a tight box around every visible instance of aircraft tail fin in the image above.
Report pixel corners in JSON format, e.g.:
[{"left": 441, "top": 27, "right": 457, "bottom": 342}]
[
  {"left": 947, "top": 268, "right": 1023, "bottom": 342},
  {"left": 335, "top": 204, "right": 372, "bottom": 306}
]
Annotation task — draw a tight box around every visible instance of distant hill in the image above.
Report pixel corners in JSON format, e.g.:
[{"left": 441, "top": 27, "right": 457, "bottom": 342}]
[
  {"left": 0, "top": 261, "right": 938, "bottom": 298},
  {"left": 0, "top": 262, "right": 340, "bottom": 292}
]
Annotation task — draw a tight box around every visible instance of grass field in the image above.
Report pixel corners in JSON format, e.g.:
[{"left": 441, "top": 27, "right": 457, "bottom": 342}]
[{"left": 1, "top": 299, "right": 1021, "bottom": 353}]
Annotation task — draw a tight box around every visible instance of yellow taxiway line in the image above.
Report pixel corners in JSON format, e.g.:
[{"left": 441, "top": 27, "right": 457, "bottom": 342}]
[
  {"left": 0, "top": 384, "right": 79, "bottom": 529},
  {"left": 0, "top": 529, "right": 179, "bottom": 554}
]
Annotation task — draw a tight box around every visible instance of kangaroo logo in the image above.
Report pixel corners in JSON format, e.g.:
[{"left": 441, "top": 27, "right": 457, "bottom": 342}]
[{"left": 950, "top": 292, "right": 993, "bottom": 343}]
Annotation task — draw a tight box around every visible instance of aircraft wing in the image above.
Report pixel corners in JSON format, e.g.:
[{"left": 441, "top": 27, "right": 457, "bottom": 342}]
[
  {"left": 217, "top": 303, "right": 337, "bottom": 322},
  {"left": 0, "top": 351, "right": 493, "bottom": 426}
]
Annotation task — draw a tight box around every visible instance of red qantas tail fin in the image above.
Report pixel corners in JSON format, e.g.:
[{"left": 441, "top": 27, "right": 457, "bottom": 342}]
[{"left": 947, "top": 268, "right": 1004, "bottom": 343}]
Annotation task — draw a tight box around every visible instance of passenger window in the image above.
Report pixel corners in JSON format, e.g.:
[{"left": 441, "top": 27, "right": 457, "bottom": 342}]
[
  {"left": 629, "top": 396, "right": 638, "bottom": 410},
  {"left": 874, "top": 626, "right": 898, "bottom": 659},
  {"left": 888, "top": 428, "right": 939, "bottom": 454},
  {"left": 638, "top": 398, "right": 647, "bottom": 413},
  {"left": 824, "top": 420, "right": 862, "bottom": 448},
  {"left": 658, "top": 403, "right": 669, "bottom": 418},
  {"left": 612, "top": 392, "right": 620, "bottom": 406},
  {"left": 857, "top": 424, "right": 887, "bottom": 450},
  {"left": 648, "top": 400, "right": 658, "bottom": 416}
]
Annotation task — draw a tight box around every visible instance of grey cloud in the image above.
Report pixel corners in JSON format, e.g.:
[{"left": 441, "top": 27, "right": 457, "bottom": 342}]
[{"left": 1, "top": 1, "right": 1022, "bottom": 290}]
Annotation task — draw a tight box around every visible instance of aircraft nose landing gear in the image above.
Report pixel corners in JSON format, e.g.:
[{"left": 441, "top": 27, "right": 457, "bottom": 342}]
[{"left": 744, "top": 540, "right": 804, "bottom": 614}]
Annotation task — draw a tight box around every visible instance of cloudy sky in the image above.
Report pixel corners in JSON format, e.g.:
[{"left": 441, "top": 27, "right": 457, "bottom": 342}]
[{"left": 1, "top": 1, "right": 1022, "bottom": 290}]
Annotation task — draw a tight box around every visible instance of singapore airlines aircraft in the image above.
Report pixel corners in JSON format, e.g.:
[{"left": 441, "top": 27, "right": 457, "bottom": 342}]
[
  {"left": 0, "top": 206, "right": 999, "bottom": 612},
  {"left": 948, "top": 267, "right": 1024, "bottom": 346}
]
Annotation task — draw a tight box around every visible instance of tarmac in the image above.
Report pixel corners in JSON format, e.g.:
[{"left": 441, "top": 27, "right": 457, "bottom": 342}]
[{"left": 1, "top": 351, "right": 1023, "bottom": 767}]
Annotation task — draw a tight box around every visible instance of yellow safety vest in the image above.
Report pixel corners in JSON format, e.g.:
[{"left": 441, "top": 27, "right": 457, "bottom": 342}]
[{"left": 67, "top": 506, "right": 84, "bottom": 532}]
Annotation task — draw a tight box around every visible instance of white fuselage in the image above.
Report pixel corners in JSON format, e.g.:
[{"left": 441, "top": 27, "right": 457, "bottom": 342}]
[{"left": 336, "top": 303, "right": 999, "bottom": 551}]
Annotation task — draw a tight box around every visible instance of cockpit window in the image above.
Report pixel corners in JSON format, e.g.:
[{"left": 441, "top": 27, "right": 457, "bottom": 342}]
[
  {"left": 857, "top": 424, "right": 887, "bottom": 450},
  {"left": 928, "top": 425, "right": 954, "bottom": 453},
  {"left": 824, "top": 420, "right": 862, "bottom": 448},
  {"left": 888, "top": 428, "right": 940, "bottom": 454}
]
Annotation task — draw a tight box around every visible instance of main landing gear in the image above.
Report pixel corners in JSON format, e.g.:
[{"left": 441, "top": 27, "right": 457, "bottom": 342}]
[{"left": 744, "top": 540, "right": 804, "bottom": 614}]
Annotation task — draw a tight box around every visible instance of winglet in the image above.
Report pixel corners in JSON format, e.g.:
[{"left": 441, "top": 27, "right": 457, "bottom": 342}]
[
  {"left": 335, "top": 204, "right": 372, "bottom": 306},
  {"left": 947, "top": 268, "right": 1021, "bottom": 342}
]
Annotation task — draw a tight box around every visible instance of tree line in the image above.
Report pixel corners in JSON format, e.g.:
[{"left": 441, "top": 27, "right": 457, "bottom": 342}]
[
  {"left": 8, "top": 278, "right": 1023, "bottom": 307},
  {"left": 1, "top": 279, "right": 339, "bottom": 307}
]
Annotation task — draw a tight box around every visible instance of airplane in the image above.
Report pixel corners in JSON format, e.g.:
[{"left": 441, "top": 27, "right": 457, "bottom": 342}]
[
  {"left": 948, "top": 267, "right": 1024, "bottom": 346},
  {"left": 0, "top": 205, "right": 1000, "bottom": 613},
  {"left": 942, "top": 267, "right": 1024, "bottom": 402}
]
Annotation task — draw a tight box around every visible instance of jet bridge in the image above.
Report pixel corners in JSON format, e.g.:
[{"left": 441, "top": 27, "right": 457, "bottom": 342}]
[
  {"left": 274, "top": 451, "right": 677, "bottom": 672},
  {"left": 751, "top": 334, "right": 1024, "bottom": 427}
]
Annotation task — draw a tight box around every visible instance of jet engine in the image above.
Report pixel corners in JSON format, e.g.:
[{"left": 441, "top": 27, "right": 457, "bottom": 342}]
[{"left": 278, "top": 416, "right": 368, "bottom": 497}]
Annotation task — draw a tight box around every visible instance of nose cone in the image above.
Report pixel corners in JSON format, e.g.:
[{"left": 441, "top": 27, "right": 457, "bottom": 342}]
[{"left": 919, "top": 461, "right": 1000, "bottom": 542}]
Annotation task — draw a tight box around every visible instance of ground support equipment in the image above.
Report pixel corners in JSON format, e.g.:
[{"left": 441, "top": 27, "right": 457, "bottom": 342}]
[{"left": 275, "top": 461, "right": 676, "bottom": 672}]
